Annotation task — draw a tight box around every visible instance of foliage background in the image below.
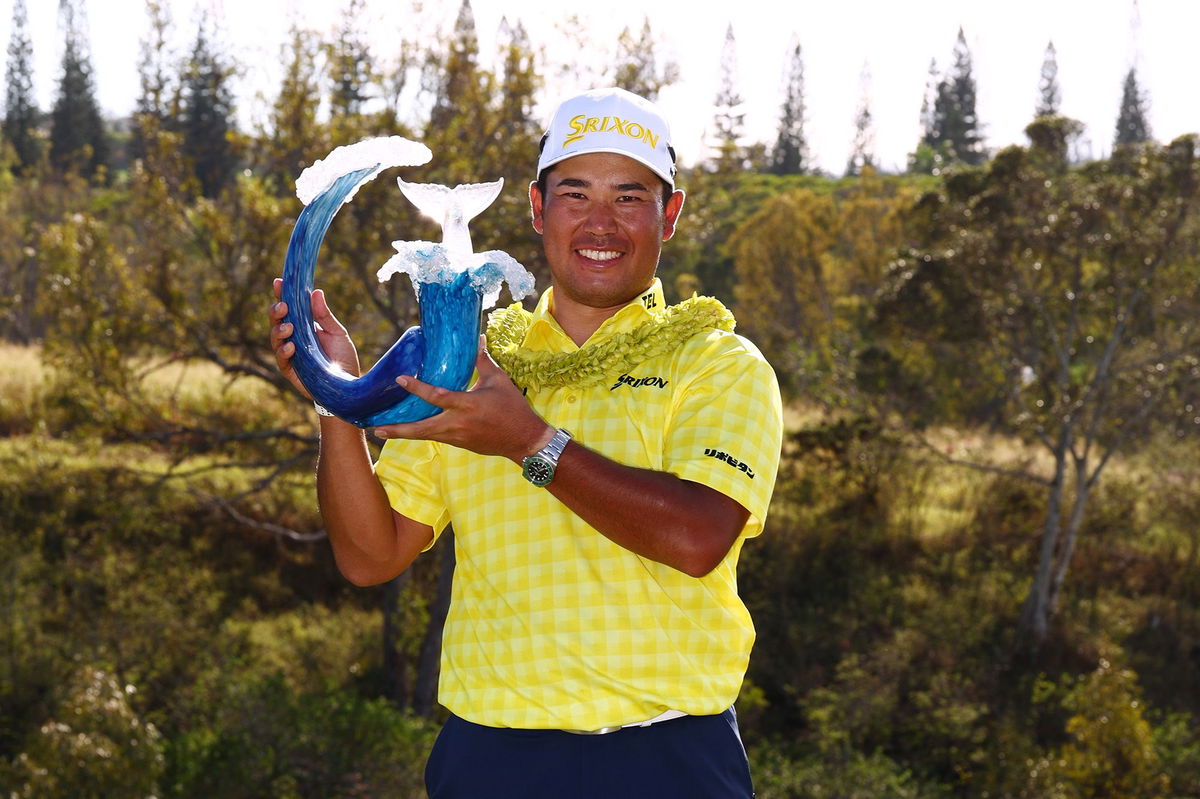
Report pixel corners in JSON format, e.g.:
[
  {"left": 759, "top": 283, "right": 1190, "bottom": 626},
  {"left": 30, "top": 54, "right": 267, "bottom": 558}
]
[{"left": 2, "top": 1, "right": 1199, "bottom": 797}]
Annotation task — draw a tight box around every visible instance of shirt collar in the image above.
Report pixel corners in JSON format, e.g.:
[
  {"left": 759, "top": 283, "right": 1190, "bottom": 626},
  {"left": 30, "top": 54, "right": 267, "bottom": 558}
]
[{"left": 524, "top": 279, "right": 666, "bottom": 352}]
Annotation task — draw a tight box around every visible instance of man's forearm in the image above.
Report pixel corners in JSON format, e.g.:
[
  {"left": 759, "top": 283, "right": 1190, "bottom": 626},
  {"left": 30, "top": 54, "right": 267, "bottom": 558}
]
[
  {"left": 316, "top": 417, "right": 431, "bottom": 585},
  {"left": 538, "top": 441, "right": 749, "bottom": 578}
]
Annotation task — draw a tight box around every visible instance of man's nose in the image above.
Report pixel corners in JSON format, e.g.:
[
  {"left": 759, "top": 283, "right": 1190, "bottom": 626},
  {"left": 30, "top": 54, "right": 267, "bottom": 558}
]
[{"left": 584, "top": 204, "right": 617, "bottom": 236}]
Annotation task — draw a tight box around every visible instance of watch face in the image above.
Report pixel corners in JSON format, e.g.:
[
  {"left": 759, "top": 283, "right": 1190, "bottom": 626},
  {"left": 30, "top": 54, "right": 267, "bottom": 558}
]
[{"left": 523, "top": 456, "right": 555, "bottom": 486}]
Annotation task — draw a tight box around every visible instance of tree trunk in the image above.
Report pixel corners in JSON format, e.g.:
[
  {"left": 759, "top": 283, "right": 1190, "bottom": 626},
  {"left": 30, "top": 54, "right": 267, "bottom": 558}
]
[
  {"left": 414, "top": 526, "right": 455, "bottom": 718},
  {"left": 1046, "top": 456, "right": 1092, "bottom": 620},
  {"left": 382, "top": 570, "right": 411, "bottom": 708},
  {"left": 1016, "top": 426, "right": 1072, "bottom": 650}
]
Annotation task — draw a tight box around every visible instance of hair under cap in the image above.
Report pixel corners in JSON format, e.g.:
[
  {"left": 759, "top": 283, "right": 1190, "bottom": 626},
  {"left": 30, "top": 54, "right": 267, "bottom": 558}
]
[{"left": 537, "top": 87, "right": 676, "bottom": 189}]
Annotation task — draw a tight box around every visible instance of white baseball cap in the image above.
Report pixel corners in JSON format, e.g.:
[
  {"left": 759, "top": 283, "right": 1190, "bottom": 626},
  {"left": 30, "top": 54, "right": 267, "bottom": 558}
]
[{"left": 537, "top": 87, "right": 677, "bottom": 189}]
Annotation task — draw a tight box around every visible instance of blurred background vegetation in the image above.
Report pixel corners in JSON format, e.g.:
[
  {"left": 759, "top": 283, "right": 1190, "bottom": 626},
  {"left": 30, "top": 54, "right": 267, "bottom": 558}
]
[{"left": 2, "top": 0, "right": 1199, "bottom": 796}]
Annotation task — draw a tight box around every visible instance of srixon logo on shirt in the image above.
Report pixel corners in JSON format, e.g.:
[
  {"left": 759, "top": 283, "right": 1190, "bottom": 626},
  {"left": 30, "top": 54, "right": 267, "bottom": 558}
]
[
  {"left": 705, "top": 448, "right": 756, "bottom": 478},
  {"left": 610, "top": 373, "right": 669, "bottom": 391}
]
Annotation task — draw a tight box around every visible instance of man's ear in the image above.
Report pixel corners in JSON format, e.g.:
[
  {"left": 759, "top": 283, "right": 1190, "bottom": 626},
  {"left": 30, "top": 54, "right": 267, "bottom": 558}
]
[
  {"left": 528, "top": 180, "right": 544, "bottom": 235},
  {"left": 662, "top": 189, "right": 686, "bottom": 242}
]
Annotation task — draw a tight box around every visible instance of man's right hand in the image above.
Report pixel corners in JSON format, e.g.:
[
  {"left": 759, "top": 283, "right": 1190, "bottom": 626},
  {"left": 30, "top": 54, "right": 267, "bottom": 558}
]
[{"left": 269, "top": 277, "right": 361, "bottom": 400}]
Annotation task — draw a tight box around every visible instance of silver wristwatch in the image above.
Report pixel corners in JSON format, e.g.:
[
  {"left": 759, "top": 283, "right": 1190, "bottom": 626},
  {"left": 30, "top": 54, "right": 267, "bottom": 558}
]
[{"left": 521, "top": 428, "right": 573, "bottom": 487}]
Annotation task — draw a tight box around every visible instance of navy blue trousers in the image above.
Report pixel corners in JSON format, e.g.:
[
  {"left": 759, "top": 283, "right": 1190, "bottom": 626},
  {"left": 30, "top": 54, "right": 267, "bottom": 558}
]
[{"left": 424, "top": 708, "right": 755, "bottom": 798}]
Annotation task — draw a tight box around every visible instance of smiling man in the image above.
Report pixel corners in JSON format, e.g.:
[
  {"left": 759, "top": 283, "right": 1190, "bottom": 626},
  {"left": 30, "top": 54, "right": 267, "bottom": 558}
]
[{"left": 269, "top": 87, "right": 782, "bottom": 798}]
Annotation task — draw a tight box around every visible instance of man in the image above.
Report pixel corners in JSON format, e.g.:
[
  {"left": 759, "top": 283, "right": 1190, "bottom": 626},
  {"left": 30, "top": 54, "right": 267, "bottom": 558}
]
[{"left": 269, "top": 87, "right": 782, "bottom": 798}]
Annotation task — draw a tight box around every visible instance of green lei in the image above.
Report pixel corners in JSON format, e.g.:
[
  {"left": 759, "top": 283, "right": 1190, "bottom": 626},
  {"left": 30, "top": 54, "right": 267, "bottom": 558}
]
[{"left": 485, "top": 295, "right": 736, "bottom": 392}]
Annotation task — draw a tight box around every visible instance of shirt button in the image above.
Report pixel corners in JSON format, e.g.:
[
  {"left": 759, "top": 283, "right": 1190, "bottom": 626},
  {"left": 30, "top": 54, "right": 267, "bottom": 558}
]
[{"left": 566, "top": 394, "right": 578, "bottom": 403}]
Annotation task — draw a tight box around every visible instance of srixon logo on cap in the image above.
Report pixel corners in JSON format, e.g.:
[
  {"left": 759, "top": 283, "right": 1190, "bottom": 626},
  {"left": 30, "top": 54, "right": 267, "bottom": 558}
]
[{"left": 563, "top": 115, "right": 661, "bottom": 150}]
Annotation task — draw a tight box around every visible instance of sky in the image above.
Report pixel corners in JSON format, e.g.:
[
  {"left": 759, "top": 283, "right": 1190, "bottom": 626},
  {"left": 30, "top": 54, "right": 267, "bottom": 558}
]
[{"left": 3, "top": 0, "right": 1198, "bottom": 174}]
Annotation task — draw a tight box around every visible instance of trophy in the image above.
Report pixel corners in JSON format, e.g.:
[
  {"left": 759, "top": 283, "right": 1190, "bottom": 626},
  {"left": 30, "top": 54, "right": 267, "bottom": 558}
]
[{"left": 280, "top": 137, "right": 534, "bottom": 426}]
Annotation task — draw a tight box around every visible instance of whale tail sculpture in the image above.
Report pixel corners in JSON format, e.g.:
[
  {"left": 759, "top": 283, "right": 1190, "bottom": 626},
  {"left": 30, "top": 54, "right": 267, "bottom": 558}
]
[{"left": 397, "top": 178, "right": 505, "bottom": 257}]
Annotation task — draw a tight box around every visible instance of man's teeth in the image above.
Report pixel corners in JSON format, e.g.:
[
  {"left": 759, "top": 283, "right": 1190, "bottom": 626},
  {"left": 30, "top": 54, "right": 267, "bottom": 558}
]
[{"left": 579, "top": 249, "right": 619, "bottom": 262}]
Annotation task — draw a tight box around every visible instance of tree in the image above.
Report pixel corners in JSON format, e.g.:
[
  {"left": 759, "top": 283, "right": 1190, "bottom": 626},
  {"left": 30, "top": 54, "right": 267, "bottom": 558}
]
[
  {"left": 907, "top": 58, "right": 940, "bottom": 173},
  {"left": 917, "top": 58, "right": 938, "bottom": 143},
  {"left": 731, "top": 189, "right": 838, "bottom": 386},
  {"left": 3, "top": 0, "right": 40, "bottom": 171},
  {"left": 1114, "top": 66, "right": 1151, "bottom": 147},
  {"left": 910, "top": 30, "right": 985, "bottom": 173},
  {"left": 426, "top": 0, "right": 485, "bottom": 139},
  {"left": 547, "top": 14, "right": 603, "bottom": 90},
  {"left": 48, "top": 0, "right": 108, "bottom": 177},
  {"left": 612, "top": 17, "right": 679, "bottom": 102},
  {"left": 373, "top": 0, "right": 428, "bottom": 128},
  {"left": 180, "top": 11, "right": 237, "bottom": 197},
  {"left": 260, "top": 23, "right": 325, "bottom": 192},
  {"left": 326, "top": 0, "right": 374, "bottom": 121},
  {"left": 414, "top": 0, "right": 542, "bottom": 273},
  {"left": 489, "top": 17, "right": 542, "bottom": 204},
  {"left": 731, "top": 174, "right": 912, "bottom": 398},
  {"left": 845, "top": 62, "right": 877, "bottom": 176},
  {"left": 130, "top": 0, "right": 177, "bottom": 163},
  {"left": 931, "top": 27, "right": 985, "bottom": 166},
  {"left": 9, "top": 666, "right": 165, "bottom": 797},
  {"left": 769, "top": 36, "right": 808, "bottom": 176},
  {"left": 1035, "top": 40, "right": 1061, "bottom": 118},
  {"left": 867, "top": 118, "right": 1200, "bottom": 650},
  {"left": 708, "top": 24, "right": 746, "bottom": 174}
]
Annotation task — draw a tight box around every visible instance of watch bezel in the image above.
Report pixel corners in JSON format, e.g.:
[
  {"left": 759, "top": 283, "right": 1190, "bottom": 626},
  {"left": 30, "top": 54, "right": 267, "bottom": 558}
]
[{"left": 521, "top": 455, "right": 556, "bottom": 487}]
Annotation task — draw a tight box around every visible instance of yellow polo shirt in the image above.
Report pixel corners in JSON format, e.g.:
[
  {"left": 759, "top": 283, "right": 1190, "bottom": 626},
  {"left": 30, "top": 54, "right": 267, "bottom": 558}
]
[{"left": 374, "top": 279, "right": 782, "bottom": 730}]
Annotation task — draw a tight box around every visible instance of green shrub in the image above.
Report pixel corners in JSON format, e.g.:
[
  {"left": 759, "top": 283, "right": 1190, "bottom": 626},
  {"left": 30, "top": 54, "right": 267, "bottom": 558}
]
[
  {"left": 6, "top": 666, "right": 164, "bottom": 799},
  {"left": 163, "top": 676, "right": 435, "bottom": 799},
  {"left": 750, "top": 740, "right": 950, "bottom": 799}
]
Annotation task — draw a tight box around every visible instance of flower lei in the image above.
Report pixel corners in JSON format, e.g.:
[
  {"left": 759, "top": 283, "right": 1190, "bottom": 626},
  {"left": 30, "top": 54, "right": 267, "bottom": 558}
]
[{"left": 485, "top": 295, "right": 736, "bottom": 392}]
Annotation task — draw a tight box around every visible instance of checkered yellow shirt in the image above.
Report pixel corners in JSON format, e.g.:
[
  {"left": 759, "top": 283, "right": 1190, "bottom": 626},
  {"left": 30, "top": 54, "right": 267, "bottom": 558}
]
[{"left": 375, "top": 279, "right": 782, "bottom": 730}]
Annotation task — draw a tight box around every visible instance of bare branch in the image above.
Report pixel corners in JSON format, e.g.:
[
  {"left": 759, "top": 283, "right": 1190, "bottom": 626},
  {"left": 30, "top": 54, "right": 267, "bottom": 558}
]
[
  {"left": 905, "top": 430, "right": 1053, "bottom": 486},
  {"left": 200, "top": 490, "right": 328, "bottom": 542}
]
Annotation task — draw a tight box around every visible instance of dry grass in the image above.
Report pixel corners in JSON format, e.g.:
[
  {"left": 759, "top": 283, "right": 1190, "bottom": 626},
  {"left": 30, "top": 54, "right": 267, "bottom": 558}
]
[
  {"left": 135, "top": 355, "right": 285, "bottom": 416},
  {"left": 0, "top": 343, "right": 48, "bottom": 434},
  {"left": 0, "top": 342, "right": 46, "bottom": 393},
  {"left": 0, "top": 344, "right": 301, "bottom": 438}
]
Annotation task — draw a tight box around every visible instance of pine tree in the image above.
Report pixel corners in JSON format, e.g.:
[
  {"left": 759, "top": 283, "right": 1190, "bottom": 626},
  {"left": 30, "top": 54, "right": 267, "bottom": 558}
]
[
  {"left": 1114, "top": 66, "right": 1151, "bottom": 147},
  {"left": 931, "top": 27, "right": 985, "bottom": 166},
  {"left": 49, "top": 0, "right": 108, "bottom": 177},
  {"left": 3, "top": 0, "right": 40, "bottom": 171},
  {"left": 181, "top": 11, "right": 237, "bottom": 197},
  {"left": 917, "top": 58, "right": 938, "bottom": 147},
  {"left": 494, "top": 18, "right": 540, "bottom": 151},
  {"left": 326, "top": 0, "right": 374, "bottom": 120},
  {"left": 769, "top": 36, "right": 807, "bottom": 175},
  {"left": 421, "top": 0, "right": 499, "bottom": 187},
  {"left": 262, "top": 23, "right": 324, "bottom": 191},
  {"left": 427, "top": 0, "right": 484, "bottom": 137},
  {"left": 549, "top": 14, "right": 603, "bottom": 91},
  {"left": 612, "top": 18, "right": 679, "bottom": 102},
  {"left": 131, "top": 0, "right": 176, "bottom": 162},
  {"left": 845, "top": 62, "right": 877, "bottom": 176},
  {"left": 486, "top": 18, "right": 543, "bottom": 283},
  {"left": 907, "top": 58, "right": 940, "bottom": 173},
  {"left": 1035, "top": 40, "right": 1061, "bottom": 118},
  {"left": 709, "top": 24, "right": 746, "bottom": 173}
]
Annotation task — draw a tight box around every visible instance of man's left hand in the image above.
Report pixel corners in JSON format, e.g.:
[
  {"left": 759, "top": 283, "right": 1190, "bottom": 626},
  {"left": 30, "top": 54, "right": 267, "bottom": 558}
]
[{"left": 373, "top": 337, "right": 553, "bottom": 462}]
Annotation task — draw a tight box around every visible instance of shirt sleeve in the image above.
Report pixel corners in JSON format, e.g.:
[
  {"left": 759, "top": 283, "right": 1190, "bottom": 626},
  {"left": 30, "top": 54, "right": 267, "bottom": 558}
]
[
  {"left": 374, "top": 437, "right": 452, "bottom": 547},
  {"left": 663, "top": 331, "right": 783, "bottom": 539}
]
